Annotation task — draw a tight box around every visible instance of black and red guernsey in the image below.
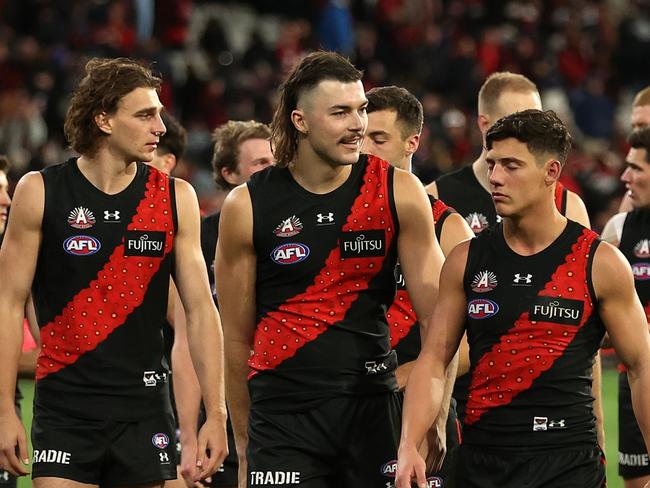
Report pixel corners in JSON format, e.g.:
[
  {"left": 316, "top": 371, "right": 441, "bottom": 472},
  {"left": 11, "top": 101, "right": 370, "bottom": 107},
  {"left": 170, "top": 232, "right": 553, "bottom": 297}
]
[
  {"left": 619, "top": 207, "right": 650, "bottom": 323},
  {"left": 388, "top": 196, "right": 455, "bottom": 363},
  {"left": 247, "top": 154, "right": 399, "bottom": 412},
  {"left": 462, "top": 220, "right": 604, "bottom": 450},
  {"left": 32, "top": 159, "right": 176, "bottom": 421}
]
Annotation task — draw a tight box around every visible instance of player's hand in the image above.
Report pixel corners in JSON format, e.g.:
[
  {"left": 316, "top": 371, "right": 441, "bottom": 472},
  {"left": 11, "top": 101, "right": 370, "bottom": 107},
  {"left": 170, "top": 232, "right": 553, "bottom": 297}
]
[
  {"left": 423, "top": 418, "right": 446, "bottom": 473},
  {"left": 195, "top": 416, "right": 228, "bottom": 481},
  {"left": 396, "top": 442, "right": 427, "bottom": 488},
  {"left": 179, "top": 434, "right": 202, "bottom": 487},
  {"left": 0, "top": 411, "right": 29, "bottom": 476}
]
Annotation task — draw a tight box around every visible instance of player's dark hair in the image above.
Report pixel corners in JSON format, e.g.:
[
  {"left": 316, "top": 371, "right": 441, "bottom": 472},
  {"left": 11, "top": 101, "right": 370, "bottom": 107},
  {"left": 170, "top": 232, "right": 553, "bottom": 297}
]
[
  {"left": 366, "top": 86, "right": 423, "bottom": 139},
  {"left": 0, "top": 155, "right": 9, "bottom": 173},
  {"left": 629, "top": 127, "right": 650, "bottom": 163},
  {"left": 65, "top": 57, "right": 162, "bottom": 157},
  {"left": 157, "top": 112, "right": 187, "bottom": 160},
  {"left": 212, "top": 120, "right": 271, "bottom": 191},
  {"left": 271, "top": 51, "right": 363, "bottom": 168},
  {"left": 485, "top": 109, "right": 572, "bottom": 166}
]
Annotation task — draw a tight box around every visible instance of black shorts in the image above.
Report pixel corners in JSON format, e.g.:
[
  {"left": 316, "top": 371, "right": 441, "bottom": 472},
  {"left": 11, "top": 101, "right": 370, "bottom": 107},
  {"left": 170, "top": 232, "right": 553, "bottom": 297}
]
[
  {"left": 619, "top": 371, "right": 650, "bottom": 479},
  {"left": 457, "top": 444, "right": 605, "bottom": 488},
  {"left": 31, "top": 404, "right": 178, "bottom": 486},
  {"left": 247, "top": 393, "right": 401, "bottom": 488}
]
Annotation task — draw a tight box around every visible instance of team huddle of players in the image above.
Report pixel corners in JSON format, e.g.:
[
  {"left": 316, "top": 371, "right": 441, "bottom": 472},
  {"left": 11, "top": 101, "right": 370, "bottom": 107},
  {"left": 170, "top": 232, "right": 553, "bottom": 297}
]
[{"left": 0, "top": 51, "right": 649, "bottom": 488}]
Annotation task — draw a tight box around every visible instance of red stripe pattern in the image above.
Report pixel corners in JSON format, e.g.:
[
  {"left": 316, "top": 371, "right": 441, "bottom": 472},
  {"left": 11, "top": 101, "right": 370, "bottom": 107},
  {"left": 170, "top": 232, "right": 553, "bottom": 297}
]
[
  {"left": 248, "top": 156, "right": 396, "bottom": 377},
  {"left": 465, "top": 229, "right": 597, "bottom": 425},
  {"left": 37, "top": 169, "right": 175, "bottom": 380}
]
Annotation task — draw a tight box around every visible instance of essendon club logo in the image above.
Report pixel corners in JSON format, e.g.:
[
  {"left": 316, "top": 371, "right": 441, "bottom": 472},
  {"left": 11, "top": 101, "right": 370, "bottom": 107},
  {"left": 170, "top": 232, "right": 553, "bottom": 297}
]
[
  {"left": 467, "top": 298, "right": 499, "bottom": 319},
  {"left": 465, "top": 212, "right": 489, "bottom": 234},
  {"left": 340, "top": 230, "right": 385, "bottom": 258},
  {"left": 632, "top": 262, "right": 650, "bottom": 281},
  {"left": 635, "top": 239, "right": 650, "bottom": 258},
  {"left": 270, "top": 243, "right": 310, "bottom": 265},
  {"left": 63, "top": 235, "right": 101, "bottom": 256},
  {"left": 529, "top": 296, "right": 584, "bottom": 326},
  {"left": 471, "top": 270, "right": 497, "bottom": 292},
  {"left": 124, "top": 231, "right": 165, "bottom": 257},
  {"left": 274, "top": 215, "right": 303, "bottom": 237},
  {"left": 67, "top": 206, "right": 95, "bottom": 229}
]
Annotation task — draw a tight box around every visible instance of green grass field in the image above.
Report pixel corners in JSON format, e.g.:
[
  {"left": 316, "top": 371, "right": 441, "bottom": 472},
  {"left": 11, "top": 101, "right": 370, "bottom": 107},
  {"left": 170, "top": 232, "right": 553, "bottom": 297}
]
[{"left": 15, "top": 369, "right": 625, "bottom": 487}]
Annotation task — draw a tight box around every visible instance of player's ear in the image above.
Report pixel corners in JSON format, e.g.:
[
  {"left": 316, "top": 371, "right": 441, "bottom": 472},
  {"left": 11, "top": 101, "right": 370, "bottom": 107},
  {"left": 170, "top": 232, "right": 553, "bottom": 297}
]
[
  {"left": 405, "top": 134, "right": 420, "bottom": 155},
  {"left": 545, "top": 159, "right": 562, "bottom": 185},
  {"left": 291, "top": 109, "right": 308, "bottom": 135},
  {"left": 95, "top": 112, "right": 112, "bottom": 135}
]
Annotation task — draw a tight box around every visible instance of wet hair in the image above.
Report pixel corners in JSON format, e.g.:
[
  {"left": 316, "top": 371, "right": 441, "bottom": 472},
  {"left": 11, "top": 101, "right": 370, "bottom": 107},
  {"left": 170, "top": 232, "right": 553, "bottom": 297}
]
[
  {"left": 366, "top": 85, "right": 423, "bottom": 139},
  {"left": 629, "top": 127, "right": 650, "bottom": 163},
  {"left": 64, "top": 57, "right": 162, "bottom": 156},
  {"left": 157, "top": 112, "right": 187, "bottom": 160},
  {"left": 478, "top": 72, "right": 538, "bottom": 117},
  {"left": 633, "top": 87, "right": 650, "bottom": 107},
  {"left": 485, "top": 109, "right": 572, "bottom": 166},
  {"left": 211, "top": 120, "right": 271, "bottom": 191},
  {"left": 271, "top": 51, "right": 363, "bottom": 167}
]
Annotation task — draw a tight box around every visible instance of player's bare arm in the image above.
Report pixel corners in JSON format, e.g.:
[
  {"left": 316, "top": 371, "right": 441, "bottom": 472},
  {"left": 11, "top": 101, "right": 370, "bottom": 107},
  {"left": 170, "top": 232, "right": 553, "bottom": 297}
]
[
  {"left": 593, "top": 242, "right": 650, "bottom": 456},
  {"left": 173, "top": 178, "right": 228, "bottom": 480},
  {"left": 0, "top": 172, "right": 44, "bottom": 476},
  {"left": 438, "top": 212, "right": 474, "bottom": 258},
  {"left": 215, "top": 184, "right": 256, "bottom": 488},
  {"left": 396, "top": 241, "right": 469, "bottom": 488}
]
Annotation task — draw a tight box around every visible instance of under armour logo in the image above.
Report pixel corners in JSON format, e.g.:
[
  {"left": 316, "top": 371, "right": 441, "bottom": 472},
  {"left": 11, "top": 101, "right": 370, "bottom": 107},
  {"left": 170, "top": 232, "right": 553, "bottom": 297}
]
[
  {"left": 316, "top": 212, "right": 335, "bottom": 224},
  {"left": 159, "top": 452, "right": 169, "bottom": 463},
  {"left": 513, "top": 273, "right": 533, "bottom": 284},
  {"left": 104, "top": 210, "right": 121, "bottom": 222},
  {"left": 548, "top": 419, "right": 566, "bottom": 429}
]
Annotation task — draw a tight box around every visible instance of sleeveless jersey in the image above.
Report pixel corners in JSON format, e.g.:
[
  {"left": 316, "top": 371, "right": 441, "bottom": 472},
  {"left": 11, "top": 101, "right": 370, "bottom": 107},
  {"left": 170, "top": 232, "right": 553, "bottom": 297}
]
[
  {"left": 247, "top": 155, "right": 399, "bottom": 412},
  {"left": 32, "top": 159, "right": 177, "bottom": 421},
  {"left": 554, "top": 181, "right": 568, "bottom": 216},
  {"left": 619, "top": 208, "right": 650, "bottom": 322},
  {"left": 389, "top": 196, "right": 455, "bottom": 364},
  {"left": 462, "top": 220, "right": 604, "bottom": 450},
  {"left": 436, "top": 166, "right": 496, "bottom": 234},
  {"left": 200, "top": 211, "right": 220, "bottom": 300}
]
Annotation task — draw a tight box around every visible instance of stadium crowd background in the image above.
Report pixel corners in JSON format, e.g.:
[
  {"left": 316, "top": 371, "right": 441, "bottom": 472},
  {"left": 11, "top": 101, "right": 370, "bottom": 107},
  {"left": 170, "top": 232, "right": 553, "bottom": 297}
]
[
  {"left": 1, "top": 0, "right": 650, "bottom": 228},
  {"left": 1, "top": 0, "right": 649, "bottom": 486}
]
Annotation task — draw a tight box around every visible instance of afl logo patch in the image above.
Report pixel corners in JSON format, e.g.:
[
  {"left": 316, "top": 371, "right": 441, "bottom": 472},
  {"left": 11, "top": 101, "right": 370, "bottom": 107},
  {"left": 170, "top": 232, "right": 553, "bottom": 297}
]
[
  {"left": 468, "top": 298, "right": 499, "bottom": 319},
  {"left": 634, "top": 239, "right": 650, "bottom": 258},
  {"left": 67, "top": 206, "right": 95, "bottom": 229},
  {"left": 632, "top": 262, "right": 650, "bottom": 281},
  {"left": 271, "top": 243, "right": 310, "bottom": 265},
  {"left": 63, "top": 235, "right": 101, "bottom": 256},
  {"left": 151, "top": 433, "right": 169, "bottom": 449},
  {"left": 426, "top": 477, "right": 444, "bottom": 487},
  {"left": 380, "top": 460, "right": 397, "bottom": 477}
]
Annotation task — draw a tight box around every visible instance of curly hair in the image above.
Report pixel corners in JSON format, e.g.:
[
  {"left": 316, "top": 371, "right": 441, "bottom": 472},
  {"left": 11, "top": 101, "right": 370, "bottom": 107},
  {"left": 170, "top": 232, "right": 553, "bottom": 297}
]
[
  {"left": 64, "top": 57, "right": 162, "bottom": 156},
  {"left": 270, "top": 51, "right": 363, "bottom": 167}
]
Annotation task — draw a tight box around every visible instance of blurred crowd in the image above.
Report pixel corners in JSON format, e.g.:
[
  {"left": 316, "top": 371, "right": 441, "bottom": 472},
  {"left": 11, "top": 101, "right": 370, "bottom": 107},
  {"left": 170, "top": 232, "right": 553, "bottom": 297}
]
[{"left": 1, "top": 0, "right": 650, "bottom": 228}]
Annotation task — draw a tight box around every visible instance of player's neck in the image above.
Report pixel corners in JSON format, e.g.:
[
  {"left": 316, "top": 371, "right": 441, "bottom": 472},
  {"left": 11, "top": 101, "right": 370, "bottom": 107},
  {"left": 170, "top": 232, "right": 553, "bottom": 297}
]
[
  {"left": 472, "top": 149, "right": 491, "bottom": 193},
  {"left": 502, "top": 201, "right": 567, "bottom": 256},
  {"left": 290, "top": 149, "right": 353, "bottom": 195},
  {"left": 77, "top": 151, "right": 138, "bottom": 195}
]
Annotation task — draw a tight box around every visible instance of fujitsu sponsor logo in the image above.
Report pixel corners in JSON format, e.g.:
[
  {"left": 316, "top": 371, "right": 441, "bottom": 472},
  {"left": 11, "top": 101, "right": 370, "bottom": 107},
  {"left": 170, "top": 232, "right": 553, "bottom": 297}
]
[
  {"left": 632, "top": 262, "right": 650, "bottom": 281},
  {"left": 63, "top": 235, "right": 101, "bottom": 256},
  {"left": 340, "top": 230, "right": 385, "bottom": 258},
  {"left": 271, "top": 243, "right": 310, "bottom": 265},
  {"left": 124, "top": 231, "right": 165, "bottom": 257},
  {"left": 529, "top": 296, "right": 583, "bottom": 326}
]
